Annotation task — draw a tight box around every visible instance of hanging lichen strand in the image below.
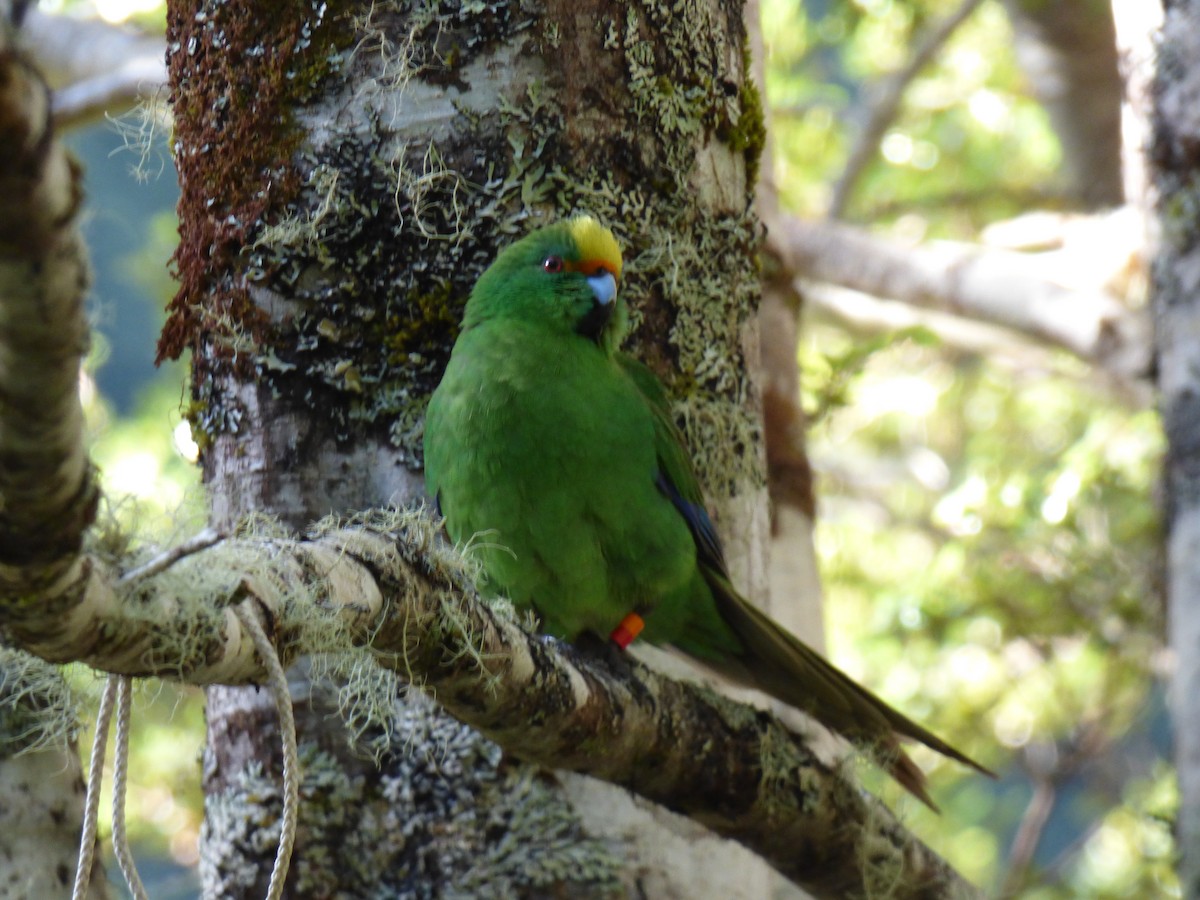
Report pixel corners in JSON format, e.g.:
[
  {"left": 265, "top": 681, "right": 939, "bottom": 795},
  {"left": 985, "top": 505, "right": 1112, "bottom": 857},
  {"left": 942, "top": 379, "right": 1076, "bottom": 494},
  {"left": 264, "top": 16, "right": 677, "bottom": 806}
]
[{"left": 164, "top": 0, "right": 764, "bottom": 489}]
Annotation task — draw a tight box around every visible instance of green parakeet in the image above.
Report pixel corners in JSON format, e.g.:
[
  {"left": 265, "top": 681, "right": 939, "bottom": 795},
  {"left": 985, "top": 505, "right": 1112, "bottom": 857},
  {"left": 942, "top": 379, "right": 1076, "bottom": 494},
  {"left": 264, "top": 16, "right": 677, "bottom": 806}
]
[{"left": 423, "top": 216, "right": 989, "bottom": 808}]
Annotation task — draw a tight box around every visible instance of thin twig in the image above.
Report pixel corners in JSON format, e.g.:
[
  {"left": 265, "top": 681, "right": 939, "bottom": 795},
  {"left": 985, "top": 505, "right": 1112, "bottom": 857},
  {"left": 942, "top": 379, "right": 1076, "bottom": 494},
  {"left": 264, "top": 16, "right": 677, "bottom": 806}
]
[
  {"left": 998, "top": 775, "right": 1056, "bottom": 897},
  {"left": 827, "top": 0, "right": 987, "bottom": 219},
  {"left": 998, "top": 724, "right": 1111, "bottom": 895},
  {"left": 118, "top": 527, "right": 224, "bottom": 585}
]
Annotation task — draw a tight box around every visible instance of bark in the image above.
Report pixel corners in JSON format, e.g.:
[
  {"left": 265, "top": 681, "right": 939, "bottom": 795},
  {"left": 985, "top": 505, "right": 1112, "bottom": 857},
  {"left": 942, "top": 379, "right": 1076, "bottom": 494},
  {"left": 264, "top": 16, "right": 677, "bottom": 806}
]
[
  {"left": 745, "top": 0, "right": 825, "bottom": 676},
  {"left": 0, "top": 650, "right": 106, "bottom": 900},
  {"left": 1151, "top": 5, "right": 1200, "bottom": 897},
  {"left": 1002, "top": 0, "right": 1124, "bottom": 209},
  {"left": 161, "top": 3, "right": 539, "bottom": 895},
  {"left": 0, "top": 38, "right": 98, "bottom": 899},
  {"left": 160, "top": 0, "right": 770, "bottom": 895},
  {"left": 0, "top": 513, "right": 983, "bottom": 899},
  {"left": 1113, "top": 0, "right": 1164, "bottom": 212},
  {"left": 0, "top": 42, "right": 95, "bottom": 574},
  {"left": 0, "top": 738, "right": 106, "bottom": 900},
  {"left": 802, "top": 282, "right": 1118, "bottom": 390}
]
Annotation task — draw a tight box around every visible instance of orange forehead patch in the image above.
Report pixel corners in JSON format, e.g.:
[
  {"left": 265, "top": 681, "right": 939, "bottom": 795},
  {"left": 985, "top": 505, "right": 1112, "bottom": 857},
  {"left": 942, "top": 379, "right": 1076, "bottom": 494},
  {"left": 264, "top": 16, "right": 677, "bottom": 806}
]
[{"left": 565, "top": 258, "right": 619, "bottom": 279}]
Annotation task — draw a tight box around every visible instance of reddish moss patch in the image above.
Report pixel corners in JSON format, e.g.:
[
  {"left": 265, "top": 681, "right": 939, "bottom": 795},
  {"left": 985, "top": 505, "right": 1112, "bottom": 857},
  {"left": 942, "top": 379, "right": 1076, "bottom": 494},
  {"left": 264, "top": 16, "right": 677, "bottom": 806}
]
[{"left": 158, "top": 0, "right": 346, "bottom": 364}]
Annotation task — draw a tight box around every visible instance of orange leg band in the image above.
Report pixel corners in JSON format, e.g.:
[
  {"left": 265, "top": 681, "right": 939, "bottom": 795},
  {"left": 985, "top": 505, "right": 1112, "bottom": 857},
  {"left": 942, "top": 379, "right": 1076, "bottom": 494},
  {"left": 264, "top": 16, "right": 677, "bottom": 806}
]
[{"left": 610, "top": 612, "right": 645, "bottom": 649}]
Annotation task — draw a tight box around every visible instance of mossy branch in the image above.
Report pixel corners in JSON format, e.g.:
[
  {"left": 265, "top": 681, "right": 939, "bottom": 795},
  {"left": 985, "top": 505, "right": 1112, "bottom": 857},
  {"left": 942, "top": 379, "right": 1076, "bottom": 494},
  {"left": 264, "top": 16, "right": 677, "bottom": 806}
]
[
  {"left": 1, "top": 506, "right": 980, "bottom": 899},
  {"left": 0, "top": 41, "right": 97, "bottom": 593},
  {"left": 0, "top": 40, "right": 108, "bottom": 899},
  {"left": 0, "top": 64, "right": 117, "bottom": 879}
]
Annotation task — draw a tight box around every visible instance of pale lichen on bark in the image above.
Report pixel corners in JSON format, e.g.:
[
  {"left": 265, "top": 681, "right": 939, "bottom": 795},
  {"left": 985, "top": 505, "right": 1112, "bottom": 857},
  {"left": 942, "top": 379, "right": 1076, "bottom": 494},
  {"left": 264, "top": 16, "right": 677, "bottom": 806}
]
[{"left": 0, "top": 501, "right": 981, "bottom": 898}]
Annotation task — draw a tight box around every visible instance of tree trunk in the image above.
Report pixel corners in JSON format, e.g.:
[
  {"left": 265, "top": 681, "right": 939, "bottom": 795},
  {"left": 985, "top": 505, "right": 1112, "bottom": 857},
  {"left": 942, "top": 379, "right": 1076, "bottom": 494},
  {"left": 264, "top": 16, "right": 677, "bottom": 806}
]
[
  {"left": 1002, "top": 0, "right": 1124, "bottom": 208},
  {"left": 1151, "top": 4, "right": 1200, "bottom": 898},
  {"left": 164, "top": 0, "right": 772, "bottom": 894},
  {"left": 0, "top": 652, "right": 107, "bottom": 900},
  {"left": 0, "top": 740, "right": 107, "bottom": 900},
  {"left": 745, "top": 0, "right": 824, "bottom": 653}
]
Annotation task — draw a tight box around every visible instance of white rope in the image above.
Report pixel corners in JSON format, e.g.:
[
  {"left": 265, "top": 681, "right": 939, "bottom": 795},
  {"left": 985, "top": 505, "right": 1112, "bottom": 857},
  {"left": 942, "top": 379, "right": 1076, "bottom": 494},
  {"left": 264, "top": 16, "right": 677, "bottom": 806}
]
[
  {"left": 72, "top": 675, "right": 117, "bottom": 900},
  {"left": 235, "top": 601, "right": 300, "bottom": 900},
  {"left": 111, "top": 675, "right": 148, "bottom": 900}
]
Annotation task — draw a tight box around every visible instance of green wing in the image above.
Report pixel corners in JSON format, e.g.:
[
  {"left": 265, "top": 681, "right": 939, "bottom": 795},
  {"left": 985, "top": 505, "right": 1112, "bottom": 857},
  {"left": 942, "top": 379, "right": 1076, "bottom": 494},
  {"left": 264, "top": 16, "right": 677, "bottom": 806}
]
[
  {"left": 617, "top": 354, "right": 727, "bottom": 575},
  {"left": 618, "top": 352, "right": 991, "bottom": 808}
]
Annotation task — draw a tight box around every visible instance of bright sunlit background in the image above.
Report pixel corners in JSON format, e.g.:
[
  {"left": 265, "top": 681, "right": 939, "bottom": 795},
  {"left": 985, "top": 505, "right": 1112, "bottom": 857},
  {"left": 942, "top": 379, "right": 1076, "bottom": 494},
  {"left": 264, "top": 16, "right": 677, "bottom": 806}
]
[{"left": 764, "top": 0, "right": 1170, "bottom": 896}]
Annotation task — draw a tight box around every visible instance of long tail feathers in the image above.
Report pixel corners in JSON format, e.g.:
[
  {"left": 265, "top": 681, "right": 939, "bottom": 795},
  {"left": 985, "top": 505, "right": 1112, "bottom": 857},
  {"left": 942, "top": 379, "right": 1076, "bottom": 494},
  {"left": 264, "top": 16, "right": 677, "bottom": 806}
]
[{"left": 703, "top": 568, "right": 994, "bottom": 811}]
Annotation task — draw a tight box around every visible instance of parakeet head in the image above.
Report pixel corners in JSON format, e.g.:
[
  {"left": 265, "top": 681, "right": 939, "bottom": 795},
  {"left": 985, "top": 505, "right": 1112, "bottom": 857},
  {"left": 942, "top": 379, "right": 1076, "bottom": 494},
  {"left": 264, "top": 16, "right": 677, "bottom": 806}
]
[{"left": 463, "top": 216, "right": 627, "bottom": 351}]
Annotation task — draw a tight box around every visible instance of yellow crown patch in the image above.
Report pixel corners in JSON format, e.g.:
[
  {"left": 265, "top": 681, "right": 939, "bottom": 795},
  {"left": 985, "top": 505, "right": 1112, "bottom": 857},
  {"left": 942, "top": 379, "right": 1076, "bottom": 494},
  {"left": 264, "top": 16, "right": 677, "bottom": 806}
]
[{"left": 567, "top": 216, "right": 623, "bottom": 279}]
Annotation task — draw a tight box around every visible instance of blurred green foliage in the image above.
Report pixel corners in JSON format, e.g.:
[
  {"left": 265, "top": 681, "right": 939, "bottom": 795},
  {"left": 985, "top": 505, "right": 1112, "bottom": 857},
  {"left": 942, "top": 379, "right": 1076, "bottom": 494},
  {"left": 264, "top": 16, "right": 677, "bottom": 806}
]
[
  {"left": 803, "top": 325, "right": 1168, "bottom": 895},
  {"left": 764, "top": 0, "right": 1173, "bottom": 895},
  {"left": 766, "top": 0, "right": 1060, "bottom": 232}
]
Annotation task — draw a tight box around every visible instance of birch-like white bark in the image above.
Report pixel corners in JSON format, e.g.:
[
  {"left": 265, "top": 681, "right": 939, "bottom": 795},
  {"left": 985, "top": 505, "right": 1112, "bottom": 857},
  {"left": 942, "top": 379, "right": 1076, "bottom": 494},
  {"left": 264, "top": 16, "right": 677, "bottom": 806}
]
[
  {"left": 0, "top": 37, "right": 103, "bottom": 900},
  {"left": 770, "top": 214, "right": 1151, "bottom": 381},
  {"left": 0, "top": 515, "right": 982, "bottom": 900}
]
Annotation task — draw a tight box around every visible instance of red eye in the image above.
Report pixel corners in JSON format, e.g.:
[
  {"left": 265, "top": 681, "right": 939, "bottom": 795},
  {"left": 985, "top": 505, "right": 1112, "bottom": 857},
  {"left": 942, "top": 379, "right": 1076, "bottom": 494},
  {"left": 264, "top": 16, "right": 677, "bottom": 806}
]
[{"left": 542, "top": 256, "right": 564, "bottom": 273}]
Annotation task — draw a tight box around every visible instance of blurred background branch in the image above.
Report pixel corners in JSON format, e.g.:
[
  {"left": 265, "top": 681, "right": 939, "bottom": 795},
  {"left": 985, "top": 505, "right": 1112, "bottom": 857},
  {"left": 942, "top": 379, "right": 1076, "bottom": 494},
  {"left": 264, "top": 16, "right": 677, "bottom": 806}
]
[
  {"left": 828, "top": 0, "right": 987, "bottom": 219},
  {"left": 19, "top": 7, "right": 165, "bottom": 127}
]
